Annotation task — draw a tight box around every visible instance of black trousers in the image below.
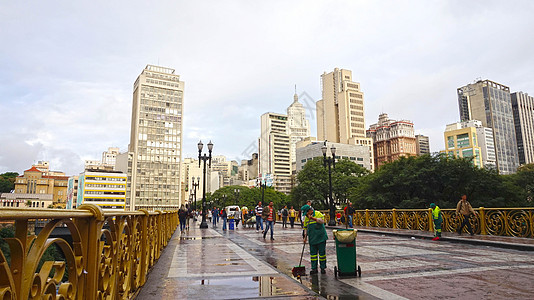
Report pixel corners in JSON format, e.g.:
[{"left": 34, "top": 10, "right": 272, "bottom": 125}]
[{"left": 458, "top": 214, "right": 473, "bottom": 234}]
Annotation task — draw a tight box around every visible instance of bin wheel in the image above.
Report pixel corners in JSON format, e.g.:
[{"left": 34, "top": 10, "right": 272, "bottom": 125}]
[
  {"left": 334, "top": 266, "right": 337, "bottom": 278},
  {"left": 357, "top": 265, "right": 361, "bottom": 277}
]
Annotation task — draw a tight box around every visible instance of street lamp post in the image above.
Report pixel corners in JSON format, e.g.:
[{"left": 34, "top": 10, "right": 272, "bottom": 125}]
[
  {"left": 322, "top": 141, "right": 337, "bottom": 226},
  {"left": 191, "top": 176, "right": 200, "bottom": 211},
  {"left": 257, "top": 178, "right": 266, "bottom": 204},
  {"left": 234, "top": 188, "right": 240, "bottom": 205},
  {"left": 198, "top": 140, "right": 213, "bottom": 229}
]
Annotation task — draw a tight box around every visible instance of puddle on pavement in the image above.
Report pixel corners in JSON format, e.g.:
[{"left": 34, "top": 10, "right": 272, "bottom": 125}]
[
  {"left": 178, "top": 236, "right": 217, "bottom": 240},
  {"left": 192, "top": 276, "right": 303, "bottom": 297},
  {"left": 214, "top": 262, "right": 244, "bottom": 266}
]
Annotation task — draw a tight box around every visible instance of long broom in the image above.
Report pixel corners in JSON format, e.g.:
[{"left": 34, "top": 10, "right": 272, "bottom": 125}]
[{"left": 292, "top": 240, "right": 306, "bottom": 277}]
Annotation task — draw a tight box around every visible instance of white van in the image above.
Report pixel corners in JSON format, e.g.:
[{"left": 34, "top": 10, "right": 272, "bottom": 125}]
[{"left": 225, "top": 205, "right": 241, "bottom": 223}]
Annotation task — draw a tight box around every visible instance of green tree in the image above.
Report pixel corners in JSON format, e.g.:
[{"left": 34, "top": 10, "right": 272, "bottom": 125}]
[
  {"left": 351, "top": 153, "right": 515, "bottom": 209},
  {"left": 291, "top": 158, "right": 368, "bottom": 210},
  {"left": 0, "top": 172, "right": 19, "bottom": 193},
  {"left": 208, "top": 185, "right": 289, "bottom": 210}
]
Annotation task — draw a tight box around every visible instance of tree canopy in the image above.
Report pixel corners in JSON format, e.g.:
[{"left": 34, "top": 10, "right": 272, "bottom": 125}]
[
  {"left": 291, "top": 158, "right": 369, "bottom": 210},
  {"left": 207, "top": 185, "right": 290, "bottom": 210},
  {"left": 291, "top": 154, "right": 533, "bottom": 210},
  {"left": 0, "top": 172, "right": 19, "bottom": 193}
]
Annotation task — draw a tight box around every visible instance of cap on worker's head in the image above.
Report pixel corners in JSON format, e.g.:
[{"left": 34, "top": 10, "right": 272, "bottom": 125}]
[
  {"left": 301, "top": 204, "right": 311, "bottom": 214},
  {"left": 430, "top": 203, "right": 436, "bottom": 209}
]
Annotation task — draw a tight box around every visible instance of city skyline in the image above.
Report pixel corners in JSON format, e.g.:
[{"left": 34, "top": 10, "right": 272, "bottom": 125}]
[{"left": 1, "top": 1, "right": 534, "bottom": 175}]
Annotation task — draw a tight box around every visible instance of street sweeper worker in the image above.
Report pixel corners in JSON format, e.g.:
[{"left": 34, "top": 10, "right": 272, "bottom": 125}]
[
  {"left": 430, "top": 203, "right": 442, "bottom": 240},
  {"left": 301, "top": 204, "right": 328, "bottom": 274}
]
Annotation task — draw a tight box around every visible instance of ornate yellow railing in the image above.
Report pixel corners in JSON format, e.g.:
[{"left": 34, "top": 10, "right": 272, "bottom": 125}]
[
  {"left": 321, "top": 207, "right": 534, "bottom": 238},
  {"left": 0, "top": 204, "right": 178, "bottom": 299}
]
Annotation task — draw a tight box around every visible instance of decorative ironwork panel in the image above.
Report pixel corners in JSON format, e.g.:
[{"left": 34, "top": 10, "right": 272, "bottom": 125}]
[{"left": 0, "top": 205, "right": 178, "bottom": 299}]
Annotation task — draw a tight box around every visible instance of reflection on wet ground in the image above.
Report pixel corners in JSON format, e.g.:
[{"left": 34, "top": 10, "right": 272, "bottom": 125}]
[{"left": 137, "top": 223, "right": 534, "bottom": 299}]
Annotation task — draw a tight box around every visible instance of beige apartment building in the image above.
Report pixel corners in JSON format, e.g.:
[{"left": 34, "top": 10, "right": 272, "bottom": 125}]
[
  {"left": 511, "top": 92, "right": 534, "bottom": 165},
  {"left": 260, "top": 112, "right": 292, "bottom": 194},
  {"left": 127, "top": 65, "right": 185, "bottom": 211},
  {"left": 13, "top": 165, "right": 69, "bottom": 207},
  {"left": 316, "top": 68, "right": 374, "bottom": 171},
  {"left": 415, "top": 135, "right": 430, "bottom": 156},
  {"left": 367, "top": 113, "right": 417, "bottom": 169}
]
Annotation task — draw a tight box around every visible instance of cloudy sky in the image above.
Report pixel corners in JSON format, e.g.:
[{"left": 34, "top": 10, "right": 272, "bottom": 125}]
[{"left": 1, "top": 1, "right": 533, "bottom": 175}]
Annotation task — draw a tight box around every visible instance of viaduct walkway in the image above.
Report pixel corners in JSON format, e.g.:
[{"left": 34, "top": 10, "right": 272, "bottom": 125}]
[{"left": 136, "top": 221, "right": 534, "bottom": 300}]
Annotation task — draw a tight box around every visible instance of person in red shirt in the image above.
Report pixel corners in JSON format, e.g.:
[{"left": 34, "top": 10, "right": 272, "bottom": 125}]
[{"left": 262, "top": 202, "right": 275, "bottom": 240}]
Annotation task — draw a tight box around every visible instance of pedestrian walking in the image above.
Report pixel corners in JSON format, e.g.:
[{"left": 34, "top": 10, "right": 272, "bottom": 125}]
[
  {"left": 336, "top": 211, "right": 342, "bottom": 225},
  {"left": 262, "top": 202, "right": 275, "bottom": 240},
  {"left": 289, "top": 206, "right": 296, "bottom": 228},
  {"left": 282, "top": 205, "right": 289, "bottom": 228},
  {"left": 255, "top": 202, "right": 264, "bottom": 232},
  {"left": 186, "top": 205, "right": 192, "bottom": 230},
  {"left": 221, "top": 208, "right": 228, "bottom": 231},
  {"left": 301, "top": 204, "right": 328, "bottom": 275},
  {"left": 456, "top": 194, "right": 476, "bottom": 235},
  {"left": 212, "top": 207, "right": 218, "bottom": 227},
  {"left": 178, "top": 205, "right": 187, "bottom": 233},
  {"left": 430, "top": 203, "right": 442, "bottom": 241},
  {"left": 345, "top": 202, "right": 355, "bottom": 228},
  {"left": 242, "top": 206, "right": 248, "bottom": 226}
]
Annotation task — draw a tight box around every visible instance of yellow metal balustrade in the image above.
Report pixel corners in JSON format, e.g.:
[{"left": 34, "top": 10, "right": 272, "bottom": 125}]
[
  {"left": 0, "top": 204, "right": 178, "bottom": 299},
  {"left": 322, "top": 207, "right": 534, "bottom": 238}
]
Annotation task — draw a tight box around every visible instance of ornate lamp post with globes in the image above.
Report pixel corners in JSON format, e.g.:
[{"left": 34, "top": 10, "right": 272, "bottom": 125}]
[
  {"left": 322, "top": 141, "right": 337, "bottom": 226},
  {"left": 198, "top": 140, "right": 213, "bottom": 229}
]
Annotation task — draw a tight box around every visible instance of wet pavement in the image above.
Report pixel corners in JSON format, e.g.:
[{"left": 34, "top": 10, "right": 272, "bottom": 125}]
[{"left": 136, "top": 221, "right": 534, "bottom": 300}]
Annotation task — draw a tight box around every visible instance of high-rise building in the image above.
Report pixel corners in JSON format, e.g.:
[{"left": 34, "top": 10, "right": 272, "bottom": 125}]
[
  {"left": 367, "top": 113, "right": 416, "bottom": 169},
  {"left": 127, "top": 65, "right": 184, "bottom": 210},
  {"left": 238, "top": 153, "right": 259, "bottom": 182},
  {"left": 316, "top": 68, "right": 374, "bottom": 170},
  {"left": 260, "top": 112, "right": 291, "bottom": 194},
  {"left": 102, "top": 147, "right": 120, "bottom": 167},
  {"left": 287, "top": 88, "right": 311, "bottom": 168},
  {"left": 295, "top": 141, "right": 372, "bottom": 172},
  {"left": 457, "top": 80, "right": 519, "bottom": 174},
  {"left": 511, "top": 92, "right": 534, "bottom": 165},
  {"left": 77, "top": 170, "right": 127, "bottom": 212},
  {"left": 442, "top": 121, "right": 483, "bottom": 168},
  {"left": 415, "top": 135, "right": 430, "bottom": 156}
]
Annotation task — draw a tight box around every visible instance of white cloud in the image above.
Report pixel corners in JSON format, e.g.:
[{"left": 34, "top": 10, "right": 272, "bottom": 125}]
[{"left": 1, "top": 1, "right": 533, "bottom": 175}]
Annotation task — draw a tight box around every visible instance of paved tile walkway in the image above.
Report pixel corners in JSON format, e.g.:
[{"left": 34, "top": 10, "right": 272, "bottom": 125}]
[{"left": 136, "top": 221, "right": 534, "bottom": 299}]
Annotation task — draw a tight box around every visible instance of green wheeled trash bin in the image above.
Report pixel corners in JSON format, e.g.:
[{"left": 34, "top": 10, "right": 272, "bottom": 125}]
[{"left": 333, "top": 229, "right": 361, "bottom": 278}]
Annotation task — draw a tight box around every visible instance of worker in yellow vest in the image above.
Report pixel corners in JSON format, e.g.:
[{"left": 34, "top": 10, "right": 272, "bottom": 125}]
[
  {"left": 430, "top": 203, "right": 442, "bottom": 241},
  {"left": 301, "top": 204, "right": 328, "bottom": 275}
]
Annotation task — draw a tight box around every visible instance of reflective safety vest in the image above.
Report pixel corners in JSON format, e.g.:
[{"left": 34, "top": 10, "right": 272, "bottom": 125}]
[
  {"left": 432, "top": 206, "right": 443, "bottom": 222},
  {"left": 304, "top": 211, "right": 328, "bottom": 245}
]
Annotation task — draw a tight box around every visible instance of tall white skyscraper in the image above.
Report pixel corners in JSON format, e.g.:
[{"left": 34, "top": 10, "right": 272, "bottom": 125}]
[
  {"left": 127, "top": 65, "right": 184, "bottom": 210},
  {"left": 287, "top": 88, "right": 310, "bottom": 168},
  {"left": 260, "top": 112, "right": 291, "bottom": 194}
]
